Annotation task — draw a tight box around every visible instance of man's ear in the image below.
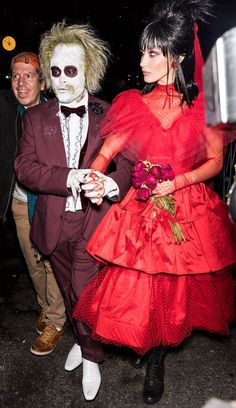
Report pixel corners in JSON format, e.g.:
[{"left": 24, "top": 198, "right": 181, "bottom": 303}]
[{"left": 40, "top": 79, "right": 46, "bottom": 92}]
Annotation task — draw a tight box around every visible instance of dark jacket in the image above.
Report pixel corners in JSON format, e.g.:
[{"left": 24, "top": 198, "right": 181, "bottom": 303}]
[{"left": 0, "top": 90, "right": 19, "bottom": 223}]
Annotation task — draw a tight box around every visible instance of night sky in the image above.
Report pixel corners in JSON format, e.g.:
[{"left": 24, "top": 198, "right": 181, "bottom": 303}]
[{"left": 0, "top": 0, "right": 235, "bottom": 97}]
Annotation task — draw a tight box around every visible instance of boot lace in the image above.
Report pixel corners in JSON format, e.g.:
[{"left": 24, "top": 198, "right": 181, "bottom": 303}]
[{"left": 39, "top": 324, "right": 58, "bottom": 344}]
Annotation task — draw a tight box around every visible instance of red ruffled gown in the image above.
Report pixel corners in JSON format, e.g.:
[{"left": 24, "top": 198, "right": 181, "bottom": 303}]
[{"left": 73, "top": 85, "right": 236, "bottom": 355}]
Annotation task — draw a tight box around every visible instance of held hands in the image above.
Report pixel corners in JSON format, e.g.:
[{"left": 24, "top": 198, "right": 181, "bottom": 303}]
[
  {"left": 67, "top": 169, "right": 106, "bottom": 205},
  {"left": 67, "top": 169, "right": 93, "bottom": 200},
  {"left": 81, "top": 171, "right": 106, "bottom": 206}
]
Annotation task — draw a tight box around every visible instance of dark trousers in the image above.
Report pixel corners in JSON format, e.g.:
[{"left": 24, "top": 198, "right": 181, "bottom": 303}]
[{"left": 49, "top": 210, "right": 104, "bottom": 363}]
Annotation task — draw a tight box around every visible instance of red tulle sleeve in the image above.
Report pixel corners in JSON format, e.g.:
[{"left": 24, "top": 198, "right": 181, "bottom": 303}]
[
  {"left": 90, "top": 87, "right": 235, "bottom": 175},
  {"left": 90, "top": 89, "right": 152, "bottom": 172}
]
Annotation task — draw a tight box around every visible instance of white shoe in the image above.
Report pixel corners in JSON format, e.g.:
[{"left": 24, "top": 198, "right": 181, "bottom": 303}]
[
  {"left": 64, "top": 343, "right": 82, "bottom": 371},
  {"left": 82, "top": 358, "right": 101, "bottom": 401}
]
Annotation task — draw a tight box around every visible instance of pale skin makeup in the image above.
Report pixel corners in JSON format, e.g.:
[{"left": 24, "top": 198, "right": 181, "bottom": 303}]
[
  {"left": 11, "top": 62, "right": 45, "bottom": 108},
  {"left": 50, "top": 43, "right": 86, "bottom": 107},
  {"left": 140, "top": 47, "right": 184, "bottom": 85}
]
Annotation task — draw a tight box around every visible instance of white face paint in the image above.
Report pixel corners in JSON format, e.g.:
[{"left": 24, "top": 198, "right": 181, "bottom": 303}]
[{"left": 50, "top": 43, "right": 86, "bottom": 106}]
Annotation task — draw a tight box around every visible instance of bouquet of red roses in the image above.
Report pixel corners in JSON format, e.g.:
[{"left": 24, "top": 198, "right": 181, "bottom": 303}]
[{"left": 132, "top": 160, "right": 185, "bottom": 243}]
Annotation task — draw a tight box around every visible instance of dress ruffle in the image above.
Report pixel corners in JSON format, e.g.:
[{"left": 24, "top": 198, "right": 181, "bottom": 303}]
[
  {"left": 73, "top": 266, "right": 235, "bottom": 355},
  {"left": 87, "top": 184, "right": 236, "bottom": 275}
]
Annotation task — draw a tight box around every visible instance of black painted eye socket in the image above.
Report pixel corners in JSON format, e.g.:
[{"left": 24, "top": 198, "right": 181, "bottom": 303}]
[
  {"left": 51, "top": 66, "right": 61, "bottom": 77},
  {"left": 64, "top": 66, "right": 78, "bottom": 77},
  {"left": 51, "top": 66, "right": 78, "bottom": 78}
]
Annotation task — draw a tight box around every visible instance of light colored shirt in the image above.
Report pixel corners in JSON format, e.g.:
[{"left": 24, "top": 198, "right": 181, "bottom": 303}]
[
  {"left": 58, "top": 92, "right": 89, "bottom": 211},
  {"left": 60, "top": 91, "right": 119, "bottom": 212},
  {"left": 13, "top": 181, "right": 28, "bottom": 202}
]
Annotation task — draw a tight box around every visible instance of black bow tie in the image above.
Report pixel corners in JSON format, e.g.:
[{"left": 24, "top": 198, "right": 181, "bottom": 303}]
[{"left": 61, "top": 105, "right": 86, "bottom": 118}]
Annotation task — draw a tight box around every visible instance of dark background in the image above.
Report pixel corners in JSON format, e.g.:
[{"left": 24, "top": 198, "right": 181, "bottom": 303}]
[{"left": 0, "top": 0, "right": 235, "bottom": 99}]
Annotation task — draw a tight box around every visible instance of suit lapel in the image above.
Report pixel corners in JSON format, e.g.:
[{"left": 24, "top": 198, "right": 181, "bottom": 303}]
[
  {"left": 49, "top": 101, "right": 67, "bottom": 166},
  {"left": 79, "top": 98, "right": 102, "bottom": 169},
  {"left": 78, "top": 131, "right": 88, "bottom": 168}
]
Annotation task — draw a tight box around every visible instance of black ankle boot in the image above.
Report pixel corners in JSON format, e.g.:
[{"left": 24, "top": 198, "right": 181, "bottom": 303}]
[
  {"left": 130, "top": 353, "right": 147, "bottom": 369},
  {"left": 142, "top": 347, "right": 167, "bottom": 405}
]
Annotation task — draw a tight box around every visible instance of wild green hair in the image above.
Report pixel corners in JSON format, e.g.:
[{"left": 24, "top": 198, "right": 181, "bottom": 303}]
[{"left": 39, "top": 20, "right": 110, "bottom": 94}]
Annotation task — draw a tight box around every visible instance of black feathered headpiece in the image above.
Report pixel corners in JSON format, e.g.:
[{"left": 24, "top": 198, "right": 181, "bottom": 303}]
[{"left": 152, "top": 0, "right": 213, "bottom": 24}]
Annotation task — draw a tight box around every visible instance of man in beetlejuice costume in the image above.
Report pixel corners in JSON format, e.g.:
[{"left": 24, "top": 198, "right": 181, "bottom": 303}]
[{"left": 14, "top": 21, "right": 133, "bottom": 401}]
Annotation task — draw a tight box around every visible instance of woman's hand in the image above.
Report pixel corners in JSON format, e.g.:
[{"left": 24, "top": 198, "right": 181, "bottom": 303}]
[
  {"left": 81, "top": 172, "right": 105, "bottom": 205},
  {"left": 152, "top": 179, "right": 175, "bottom": 197}
]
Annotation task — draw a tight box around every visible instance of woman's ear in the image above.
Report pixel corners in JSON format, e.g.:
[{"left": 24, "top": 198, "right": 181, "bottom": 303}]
[{"left": 171, "top": 54, "right": 185, "bottom": 68}]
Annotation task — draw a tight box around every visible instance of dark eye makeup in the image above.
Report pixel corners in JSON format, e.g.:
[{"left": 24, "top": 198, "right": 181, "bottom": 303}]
[{"left": 51, "top": 66, "right": 78, "bottom": 78}]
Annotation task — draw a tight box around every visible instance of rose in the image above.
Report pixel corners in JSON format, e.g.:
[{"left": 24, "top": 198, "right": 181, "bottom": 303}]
[
  {"left": 145, "top": 174, "right": 157, "bottom": 189},
  {"left": 136, "top": 187, "right": 150, "bottom": 201},
  {"left": 132, "top": 177, "right": 143, "bottom": 188},
  {"left": 161, "top": 164, "right": 175, "bottom": 181},
  {"left": 149, "top": 165, "right": 162, "bottom": 179},
  {"left": 132, "top": 162, "right": 175, "bottom": 190},
  {"left": 134, "top": 160, "right": 147, "bottom": 171},
  {"left": 132, "top": 169, "right": 148, "bottom": 188}
]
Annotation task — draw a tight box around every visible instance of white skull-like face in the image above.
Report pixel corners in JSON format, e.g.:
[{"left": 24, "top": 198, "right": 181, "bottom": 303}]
[{"left": 50, "top": 43, "right": 86, "bottom": 106}]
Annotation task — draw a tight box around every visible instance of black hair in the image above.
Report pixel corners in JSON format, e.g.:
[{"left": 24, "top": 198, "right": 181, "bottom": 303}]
[{"left": 139, "top": 0, "right": 213, "bottom": 107}]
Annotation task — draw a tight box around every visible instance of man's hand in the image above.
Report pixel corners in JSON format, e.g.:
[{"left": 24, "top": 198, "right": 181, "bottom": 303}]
[
  {"left": 81, "top": 171, "right": 106, "bottom": 205},
  {"left": 67, "top": 169, "right": 93, "bottom": 199}
]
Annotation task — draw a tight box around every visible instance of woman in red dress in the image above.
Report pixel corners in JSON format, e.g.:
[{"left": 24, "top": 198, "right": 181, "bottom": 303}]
[{"left": 73, "top": 0, "right": 236, "bottom": 404}]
